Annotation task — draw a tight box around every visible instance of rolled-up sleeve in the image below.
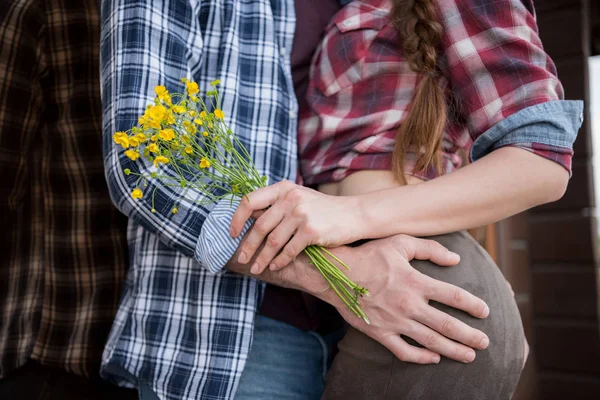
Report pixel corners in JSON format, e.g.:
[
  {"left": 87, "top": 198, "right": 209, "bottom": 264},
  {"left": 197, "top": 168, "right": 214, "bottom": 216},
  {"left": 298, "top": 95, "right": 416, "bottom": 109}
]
[
  {"left": 439, "top": 0, "right": 583, "bottom": 173},
  {"left": 101, "top": 0, "right": 249, "bottom": 271}
]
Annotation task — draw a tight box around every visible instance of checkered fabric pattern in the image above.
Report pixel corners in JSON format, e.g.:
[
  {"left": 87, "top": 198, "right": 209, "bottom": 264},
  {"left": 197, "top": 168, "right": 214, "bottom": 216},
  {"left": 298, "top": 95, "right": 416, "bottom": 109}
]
[
  {"left": 299, "top": 0, "right": 577, "bottom": 185},
  {"left": 0, "top": 0, "right": 129, "bottom": 379},
  {"left": 100, "top": 0, "right": 298, "bottom": 399}
]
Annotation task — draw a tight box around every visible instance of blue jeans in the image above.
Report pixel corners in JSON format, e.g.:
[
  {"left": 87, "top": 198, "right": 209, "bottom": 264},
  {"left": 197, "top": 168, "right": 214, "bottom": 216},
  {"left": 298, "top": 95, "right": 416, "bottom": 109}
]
[{"left": 139, "top": 315, "right": 343, "bottom": 400}]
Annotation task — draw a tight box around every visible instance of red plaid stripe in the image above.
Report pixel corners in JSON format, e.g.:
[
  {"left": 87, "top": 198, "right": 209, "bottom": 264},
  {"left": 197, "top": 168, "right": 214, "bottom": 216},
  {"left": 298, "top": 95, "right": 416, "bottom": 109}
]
[{"left": 299, "top": 0, "right": 572, "bottom": 185}]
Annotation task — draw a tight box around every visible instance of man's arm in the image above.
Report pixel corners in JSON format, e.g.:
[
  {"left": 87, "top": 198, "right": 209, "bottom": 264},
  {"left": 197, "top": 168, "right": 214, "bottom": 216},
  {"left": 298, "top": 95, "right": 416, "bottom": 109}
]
[
  {"left": 101, "top": 0, "right": 220, "bottom": 261},
  {"left": 227, "top": 234, "right": 490, "bottom": 364}
]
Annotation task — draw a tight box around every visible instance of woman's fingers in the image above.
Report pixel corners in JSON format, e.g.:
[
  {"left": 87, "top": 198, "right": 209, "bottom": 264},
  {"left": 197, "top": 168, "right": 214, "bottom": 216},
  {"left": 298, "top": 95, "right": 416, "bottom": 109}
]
[
  {"left": 270, "top": 232, "right": 309, "bottom": 271},
  {"left": 416, "top": 306, "right": 489, "bottom": 351},
  {"left": 424, "top": 276, "right": 490, "bottom": 319},
  {"left": 238, "top": 204, "right": 286, "bottom": 265},
  {"left": 230, "top": 181, "right": 292, "bottom": 237},
  {"left": 379, "top": 335, "right": 440, "bottom": 365},
  {"left": 252, "top": 219, "right": 299, "bottom": 274},
  {"left": 406, "top": 322, "right": 477, "bottom": 363}
]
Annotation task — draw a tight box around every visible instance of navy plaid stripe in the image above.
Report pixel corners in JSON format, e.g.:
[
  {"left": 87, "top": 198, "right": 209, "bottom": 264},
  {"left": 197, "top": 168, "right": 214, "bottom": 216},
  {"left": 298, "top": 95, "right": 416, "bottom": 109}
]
[{"left": 100, "top": 0, "right": 297, "bottom": 398}]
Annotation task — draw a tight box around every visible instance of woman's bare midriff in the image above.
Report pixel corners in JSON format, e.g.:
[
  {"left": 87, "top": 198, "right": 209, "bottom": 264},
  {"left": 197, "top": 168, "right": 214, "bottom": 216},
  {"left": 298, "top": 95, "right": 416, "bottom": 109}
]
[{"left": 317, "top": 169, "right": 424, "bottom": 197}]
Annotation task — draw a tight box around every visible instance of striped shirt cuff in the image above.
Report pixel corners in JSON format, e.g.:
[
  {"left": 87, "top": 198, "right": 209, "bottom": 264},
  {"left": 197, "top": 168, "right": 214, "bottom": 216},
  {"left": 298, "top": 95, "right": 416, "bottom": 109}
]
[{"left": 196, "top": 198, "right": 252, "bottom": 274}]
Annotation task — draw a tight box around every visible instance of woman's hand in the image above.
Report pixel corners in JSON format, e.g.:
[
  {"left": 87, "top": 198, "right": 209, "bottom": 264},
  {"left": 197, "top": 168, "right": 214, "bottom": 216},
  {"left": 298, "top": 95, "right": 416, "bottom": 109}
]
[{"left": 230, "top": 180, "right": 365, "bottom": 274}]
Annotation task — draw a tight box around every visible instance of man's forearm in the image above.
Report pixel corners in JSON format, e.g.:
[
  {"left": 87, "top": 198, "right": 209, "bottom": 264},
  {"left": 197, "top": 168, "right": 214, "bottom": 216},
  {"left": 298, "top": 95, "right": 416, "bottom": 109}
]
[{"left": 225, "top": 244, "right": 332, "bottom": 300}]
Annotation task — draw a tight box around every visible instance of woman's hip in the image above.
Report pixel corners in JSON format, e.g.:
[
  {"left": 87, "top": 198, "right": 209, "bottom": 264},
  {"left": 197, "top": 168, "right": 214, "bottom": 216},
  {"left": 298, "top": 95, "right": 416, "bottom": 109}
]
[{"left": 323, "top": 231, "right": 525, "bottom": 400}]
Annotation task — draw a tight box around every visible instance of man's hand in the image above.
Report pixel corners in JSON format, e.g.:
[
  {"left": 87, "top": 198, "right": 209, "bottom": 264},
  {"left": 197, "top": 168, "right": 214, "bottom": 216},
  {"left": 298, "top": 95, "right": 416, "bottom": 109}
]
[
  {"left": 227, "top": 233, "right": 490, "bottom": 365},
  {"left": 317, "top": 235, "right": 490, "bottom": 364}
]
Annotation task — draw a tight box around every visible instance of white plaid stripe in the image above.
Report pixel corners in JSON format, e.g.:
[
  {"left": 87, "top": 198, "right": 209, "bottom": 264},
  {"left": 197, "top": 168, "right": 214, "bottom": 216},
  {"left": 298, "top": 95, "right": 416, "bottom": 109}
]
[{"left": 100, "top": 0, "right": 297, "bottom": 399}]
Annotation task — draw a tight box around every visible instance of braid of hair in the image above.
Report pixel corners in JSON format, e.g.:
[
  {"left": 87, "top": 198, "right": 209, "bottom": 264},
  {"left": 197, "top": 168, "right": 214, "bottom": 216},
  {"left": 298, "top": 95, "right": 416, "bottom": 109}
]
[{"left": 390, "top": 0, "right": 447, "bottom": 183}]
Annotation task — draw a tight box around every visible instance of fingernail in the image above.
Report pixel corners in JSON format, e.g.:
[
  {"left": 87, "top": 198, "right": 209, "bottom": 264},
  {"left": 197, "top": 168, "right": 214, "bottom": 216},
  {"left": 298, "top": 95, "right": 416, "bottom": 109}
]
[
  {"left": 479, "top": 336, "right": 489, "bottom": 349},
  {"left": 482, "top": 305, "right": 490, "bottom": 318},
  {"left": 432, "top": 355, "right": 441, "bottom": 364},
  {"left": 238, "top": 252, "right": 247, "bottom": 264},
  {"left": 269, "top": 263, "right": 277, "bottom": 271},
  {"left": 251, "top": 263, "right": 260, "bottom": 274},
  {"left": 449, "top": 251, "right": 460, "bottom": 262},
  {"left": 464, "top": 350, "right": 476, "bottom": 363}
]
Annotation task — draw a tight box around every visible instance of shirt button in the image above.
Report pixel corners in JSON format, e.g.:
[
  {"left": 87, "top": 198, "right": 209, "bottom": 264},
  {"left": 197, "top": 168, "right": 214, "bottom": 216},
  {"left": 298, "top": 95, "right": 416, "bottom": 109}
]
[
  {"left": 342, "top": 20, "right": 352, "bottom": 28},
  {"left": 289, "top": 110, "right": 297, "bottom": 119},
  {"left": 580, "top": 112, "right": 584, "bottom": 122},
  {"left": 280, "top": 47, "right": 287, "bottom": 56}
]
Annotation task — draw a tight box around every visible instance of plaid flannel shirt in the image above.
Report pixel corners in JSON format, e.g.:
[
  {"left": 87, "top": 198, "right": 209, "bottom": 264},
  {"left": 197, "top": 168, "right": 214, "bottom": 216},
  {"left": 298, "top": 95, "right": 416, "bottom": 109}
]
[
  {"left": 100, "top": 1, "right": 297, "bottom": 399},
  {"left": 0, "top": 0, "right": 129, "bottom": 378},
  {"left": 299, "top": 0, "right": 583, "bottom": 185}
]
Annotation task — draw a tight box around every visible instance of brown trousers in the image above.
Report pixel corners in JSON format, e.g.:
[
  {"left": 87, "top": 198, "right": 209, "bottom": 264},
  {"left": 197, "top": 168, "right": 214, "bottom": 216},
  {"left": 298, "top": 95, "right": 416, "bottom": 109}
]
[{"left": 323, "top": 231, "right": 525, "bottom": 400}]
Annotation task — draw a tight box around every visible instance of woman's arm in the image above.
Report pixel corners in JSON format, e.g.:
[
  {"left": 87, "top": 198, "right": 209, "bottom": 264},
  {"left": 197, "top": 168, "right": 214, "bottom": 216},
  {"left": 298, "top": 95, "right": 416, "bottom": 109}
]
[{"left": 359, "top": 146, "right": 568, "bottom": 239}]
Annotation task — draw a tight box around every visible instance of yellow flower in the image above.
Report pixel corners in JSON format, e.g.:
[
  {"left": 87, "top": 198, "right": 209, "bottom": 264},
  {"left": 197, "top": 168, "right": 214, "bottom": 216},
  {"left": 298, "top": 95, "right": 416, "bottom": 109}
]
[
  {"left": 190, "top": 96, "right": 199, "bottom": 102},
  {"left": 129, "top": 136, "right": 140, "bottom": 147},
  {"left": 160, "top": 93, "right": 172, "bottom": 105},
  {"left": 181, "top": 77, "right": 188, "bottom": 83},
  {"left": 172, "top": 207, "right": 179, "bottom": 214},
  {"left": 147, "top": 105, "right": 167, "bottom": 121},
  {"left": 166, "top": 111, "right": 176, "bottom": 124},
  {"left": 194, "top": 118, "right": 203, "bottom": 125},
  {"left": 208, "top": 122, "right": 213, "bottom": 129},
  {"left": 185, "top": 81, "right": 199, "bottom": 95},
  {"left": 125, "top": 149, "right": 141, "bottom": 161},
  {"left": 171, "top": 105, "right": 186, "bottom": 114},
  {"left": 151, "top": 135, "right": 158, "bottom": 142},
  {"left": 181, "top": 135, "right": 191, "bottom": 143},
  {"left": 189, "top": 110, "right": 197, "bottom": 117},
  {"left": 214, "top": 109, "right": 224, "bottom": 119},
  {"left": 131, "top": 188, "right": 143, "bottom": 199},
  {"left": 153, "top": 155, "right": 169, "bottom": 167},
  {"left": 155, "top": 85, "right": 168, "bottom": 96},
  {"left": 147, "top": 143, "right": 159, "bottom": 153},
  {"left": 200, "top": 111, "right": 207, "bottom": 119},
  {"left": 138, "top": 115, "right": 147, "bottom": 125},
  {"left": 199, "top": 158, "right": 211, "bottom": 169},
  {"left": 151, "top": 208, "right": 156, "bottom": 213},
  {"left": 183, "top": 120, "right": 196, "bottom": 135},
  {"left": 210, "top": 79, "right": 221, "bottom": 87},
  {"left": 159, "top": 128, "right": 175, "bottom": 141},
  {"left": 202, "top": 131, "right": 209, "bottom": 137},
  {"left": 213, "top": 135, "right": 219, "bottom": 141},
  {"left": 136, "top": 133, "right": 148, "bottom": 143},
  {"left": 184, "top": 146, "right": 193, "bottom": 154},
  {"left": 113, "top": 131, "right": 129, "bottom": 148}
]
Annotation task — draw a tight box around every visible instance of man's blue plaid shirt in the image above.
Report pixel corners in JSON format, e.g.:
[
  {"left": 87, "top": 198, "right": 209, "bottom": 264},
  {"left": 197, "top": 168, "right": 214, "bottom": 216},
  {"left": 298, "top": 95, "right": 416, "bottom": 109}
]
[{"left": 100, "top": 1, "right": 299, "bottom": 399}]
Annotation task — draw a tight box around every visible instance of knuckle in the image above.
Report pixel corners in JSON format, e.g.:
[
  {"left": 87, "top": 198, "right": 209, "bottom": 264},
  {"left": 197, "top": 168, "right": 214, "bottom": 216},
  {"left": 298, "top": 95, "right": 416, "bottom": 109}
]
[
  {"left": 397, "top": 296, "right": 415, "bottom": 315},
  {"left": 425, "top": 334, "right": 437, "bottom": 348},
  {"left": 285, "top": 244, "right": 297, "bottom": 258},
  {"left": 441, "top": 318, "right": 454, "bottom": 336},
  {"left": 242, "top": 242, "right": 255, "bottom": 253},
  {"left": 452, "top": 288, "right": 464, "bottom": 305},
  {"left": 253, "top": 218, "right": 268, "bottom": 235},
  {"left": 292, "top": 204, "right": 309, "bottom": 219},
  {"left": 285, "top": 187, "right": 303, "bottom": 203},
  {"left": 266, "top": 234, "right": 280, "bottom": 248}
]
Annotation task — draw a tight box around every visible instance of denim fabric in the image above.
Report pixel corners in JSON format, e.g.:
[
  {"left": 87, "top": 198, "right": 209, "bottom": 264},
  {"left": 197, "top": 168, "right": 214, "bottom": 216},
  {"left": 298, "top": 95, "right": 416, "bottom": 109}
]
[
  {"left": 235, "top": 315, "right": 344, "bottom": 400},
  {"left": 138, "top": 315, "right": 344, "bottom": 400},
  {"left": 470, "top": 100, "right": 583, "bottom": 163}
]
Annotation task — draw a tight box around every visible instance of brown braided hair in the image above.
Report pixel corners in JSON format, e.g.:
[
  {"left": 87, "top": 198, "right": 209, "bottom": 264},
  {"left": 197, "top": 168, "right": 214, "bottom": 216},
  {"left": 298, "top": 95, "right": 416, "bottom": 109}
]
[{"left": 390, "top": 0, "right": 446, "bottom": 183}]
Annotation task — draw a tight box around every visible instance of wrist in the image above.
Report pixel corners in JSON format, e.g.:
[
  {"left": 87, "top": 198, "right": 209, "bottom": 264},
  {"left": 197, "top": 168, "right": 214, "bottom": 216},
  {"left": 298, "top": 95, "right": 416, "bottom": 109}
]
[{"left": 353, "top": 193, "right": 376, "bottom": 239}]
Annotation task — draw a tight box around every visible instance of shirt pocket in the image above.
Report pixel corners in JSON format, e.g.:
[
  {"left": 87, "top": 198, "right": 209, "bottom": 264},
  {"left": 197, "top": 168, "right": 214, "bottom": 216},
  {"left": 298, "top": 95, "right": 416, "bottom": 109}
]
[{"left": 312, "top": 10, "right": 390, "bottom": 98}]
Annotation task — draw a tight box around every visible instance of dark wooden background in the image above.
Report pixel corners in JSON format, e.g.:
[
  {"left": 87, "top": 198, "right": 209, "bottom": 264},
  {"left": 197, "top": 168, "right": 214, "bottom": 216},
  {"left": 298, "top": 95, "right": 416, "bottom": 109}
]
[{"left": 493, "top": 1, "right": 600, "bottom": 398}]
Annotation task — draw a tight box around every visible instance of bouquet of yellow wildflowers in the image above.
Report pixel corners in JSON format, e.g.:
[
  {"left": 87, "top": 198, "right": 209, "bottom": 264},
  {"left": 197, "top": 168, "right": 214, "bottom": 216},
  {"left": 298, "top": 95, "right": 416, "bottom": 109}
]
[{"left": 113, "top": 78, "right": 370, "bottom": 323}]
